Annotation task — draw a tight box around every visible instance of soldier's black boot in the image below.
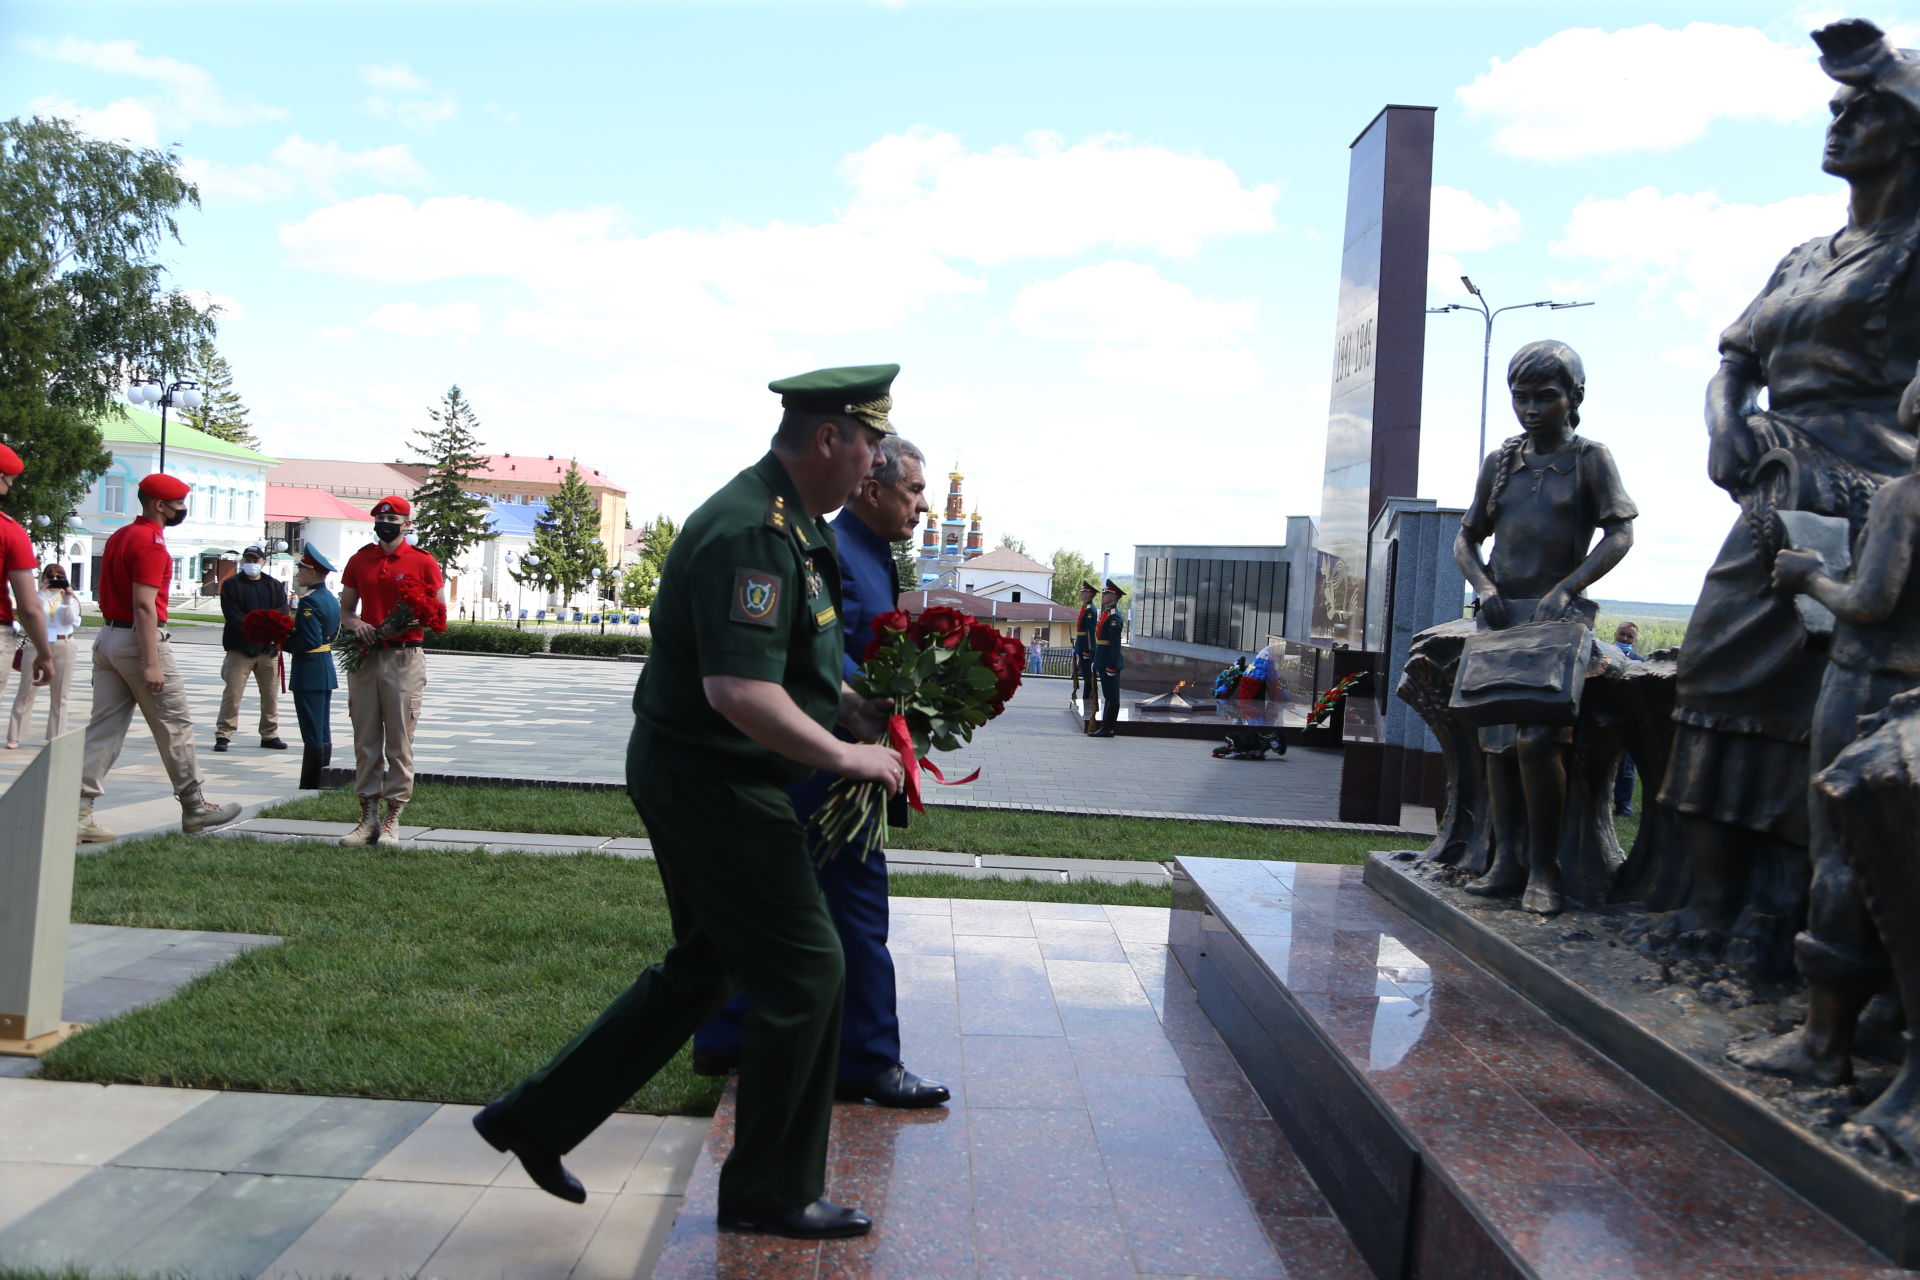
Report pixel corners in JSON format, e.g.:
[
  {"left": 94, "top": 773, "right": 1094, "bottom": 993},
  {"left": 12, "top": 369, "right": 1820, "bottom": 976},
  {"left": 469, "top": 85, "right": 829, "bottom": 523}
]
[{"left": 299, "top": 745, "right": 324, "bottom": 790}]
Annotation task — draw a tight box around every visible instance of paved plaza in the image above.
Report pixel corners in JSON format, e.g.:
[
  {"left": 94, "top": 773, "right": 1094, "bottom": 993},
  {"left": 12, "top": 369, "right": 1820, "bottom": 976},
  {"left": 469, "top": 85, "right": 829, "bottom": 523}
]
[{"left": 0, "top": 628, "right": 1429, "bottom": 841}]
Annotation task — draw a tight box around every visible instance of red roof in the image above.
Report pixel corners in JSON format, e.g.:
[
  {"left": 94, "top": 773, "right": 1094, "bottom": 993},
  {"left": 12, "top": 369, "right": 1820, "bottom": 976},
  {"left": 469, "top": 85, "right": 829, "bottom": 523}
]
[
  {"left": 389, "top": 454, "right": 624, "bottom": 491},
  {"left": 264, "top": 486, "right": 372, "bottom": 521},
  {"left": 898, "top": 589, "right": 1076, "bottom": 623}
]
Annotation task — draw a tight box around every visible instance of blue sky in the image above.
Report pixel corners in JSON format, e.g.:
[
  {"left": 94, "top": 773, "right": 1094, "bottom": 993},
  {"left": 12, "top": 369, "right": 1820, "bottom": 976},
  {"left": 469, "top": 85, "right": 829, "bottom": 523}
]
[{"left": 4, "top": 1, "right": 1906, "bottom": 603}]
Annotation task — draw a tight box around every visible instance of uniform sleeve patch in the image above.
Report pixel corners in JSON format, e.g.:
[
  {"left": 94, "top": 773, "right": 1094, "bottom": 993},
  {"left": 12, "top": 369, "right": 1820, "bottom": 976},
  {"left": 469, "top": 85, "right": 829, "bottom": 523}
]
[{"left": 730, "top": 568, "right": 783, "bottom": 627}]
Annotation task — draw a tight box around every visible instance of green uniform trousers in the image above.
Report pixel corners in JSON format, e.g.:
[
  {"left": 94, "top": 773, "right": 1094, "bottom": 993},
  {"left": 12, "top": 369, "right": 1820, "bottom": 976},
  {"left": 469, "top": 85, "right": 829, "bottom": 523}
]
[{"left": 495, "top": 773, "right": 846, "bottom": 1214}]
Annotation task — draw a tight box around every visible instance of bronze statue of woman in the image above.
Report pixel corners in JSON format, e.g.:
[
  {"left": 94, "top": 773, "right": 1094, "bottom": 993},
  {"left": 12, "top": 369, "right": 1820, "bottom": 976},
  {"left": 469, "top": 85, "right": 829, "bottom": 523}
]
[
  {"left": 1455, "top": 341, "right": 1636, "bottom": 916},
  {"left": 1655, "top": 18, "right": 1920, "bottom": 978}
]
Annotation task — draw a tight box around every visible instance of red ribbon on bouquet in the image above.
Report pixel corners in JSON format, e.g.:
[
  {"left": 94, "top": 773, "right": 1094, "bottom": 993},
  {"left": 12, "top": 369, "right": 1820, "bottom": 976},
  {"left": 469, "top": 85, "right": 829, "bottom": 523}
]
[{"left": 886, "top": 713, "right": 981, "bottom": 814}]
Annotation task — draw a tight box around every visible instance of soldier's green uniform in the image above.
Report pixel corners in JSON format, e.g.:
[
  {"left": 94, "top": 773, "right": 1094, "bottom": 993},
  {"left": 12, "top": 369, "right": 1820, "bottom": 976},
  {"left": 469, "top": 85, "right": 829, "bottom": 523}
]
[{"left": 492, "top": 386, "right": 878, "bottom": 1218}]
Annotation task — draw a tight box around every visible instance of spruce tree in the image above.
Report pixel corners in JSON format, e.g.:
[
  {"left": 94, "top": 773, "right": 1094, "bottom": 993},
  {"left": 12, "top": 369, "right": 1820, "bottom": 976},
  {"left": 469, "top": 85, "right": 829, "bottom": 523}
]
[
  {"left": 409, "top": 385, "right": 495, "bottom": 568},
  {"left": 894, "top": 540, "right": 920, "bottom": 591},
  {"left": 180, "top": 336, "right": 258, "bottom": 447},
  {"left": 521, "top": 463, "right": 605, "bottom": 604}
]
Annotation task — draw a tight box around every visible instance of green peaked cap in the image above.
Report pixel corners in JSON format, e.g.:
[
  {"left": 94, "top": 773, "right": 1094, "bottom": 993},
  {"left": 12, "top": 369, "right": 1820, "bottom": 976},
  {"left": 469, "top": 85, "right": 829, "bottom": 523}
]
[{"left": 768, "top": 363, "right": 899, "bottom": 434}]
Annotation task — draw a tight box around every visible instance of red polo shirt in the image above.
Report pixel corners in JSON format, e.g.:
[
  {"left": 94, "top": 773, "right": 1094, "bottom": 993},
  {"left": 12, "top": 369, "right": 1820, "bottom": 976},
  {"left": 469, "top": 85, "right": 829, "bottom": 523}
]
[
  {"left": 343, "top": 541, "right": 444, "bottom": 643},
  {"left": 0, "top": 512, "right": 36, "bottom": 625},
  {"left": 99, "top": 516, "right": 173, "bottom": 624}
]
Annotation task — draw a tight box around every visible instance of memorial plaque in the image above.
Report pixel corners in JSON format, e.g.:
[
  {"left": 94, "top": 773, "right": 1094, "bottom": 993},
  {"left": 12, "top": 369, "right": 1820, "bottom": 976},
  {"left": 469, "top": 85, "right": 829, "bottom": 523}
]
[{"left": 1314, "top": 105, "right": 1435, "bottom": 645}]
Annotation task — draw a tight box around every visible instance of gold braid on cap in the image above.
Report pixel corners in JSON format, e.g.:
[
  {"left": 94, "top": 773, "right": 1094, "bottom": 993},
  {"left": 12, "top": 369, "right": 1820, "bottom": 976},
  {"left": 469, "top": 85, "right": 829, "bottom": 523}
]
[{"left": 843, "top": 394, "right": 893, "bottom": 433}]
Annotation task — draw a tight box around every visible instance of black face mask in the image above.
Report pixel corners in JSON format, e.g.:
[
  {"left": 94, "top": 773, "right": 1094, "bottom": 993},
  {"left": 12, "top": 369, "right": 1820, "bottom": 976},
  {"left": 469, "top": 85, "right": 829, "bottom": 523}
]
[
  {"left": 165, "top": 508, "right": 187, "bottom": 527},
  {"left": 374, "top": 520, "right": 403, "bottom": 543}
]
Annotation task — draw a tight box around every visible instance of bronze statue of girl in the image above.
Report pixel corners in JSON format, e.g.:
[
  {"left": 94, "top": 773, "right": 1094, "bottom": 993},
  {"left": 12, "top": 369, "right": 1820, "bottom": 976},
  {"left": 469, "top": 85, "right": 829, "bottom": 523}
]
[{"left": 1455, "top": 340, "right": 1638, "bottom": 915}]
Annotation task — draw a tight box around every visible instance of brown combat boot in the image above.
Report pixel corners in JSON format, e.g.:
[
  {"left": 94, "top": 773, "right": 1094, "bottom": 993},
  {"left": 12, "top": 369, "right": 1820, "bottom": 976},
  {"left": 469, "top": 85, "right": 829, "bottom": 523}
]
[
  {"left": 181, "top": 791, "right": 242, "bottom": 835},
  {"left": 340, "top": 797, "right": 380, "bottom": 847}
]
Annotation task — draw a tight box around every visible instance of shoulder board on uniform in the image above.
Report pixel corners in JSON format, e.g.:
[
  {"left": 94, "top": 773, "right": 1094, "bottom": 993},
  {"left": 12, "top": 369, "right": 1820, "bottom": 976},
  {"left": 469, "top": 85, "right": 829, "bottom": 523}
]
[{"left": 766, "top": 493, "right": 789, "bottom": 534}]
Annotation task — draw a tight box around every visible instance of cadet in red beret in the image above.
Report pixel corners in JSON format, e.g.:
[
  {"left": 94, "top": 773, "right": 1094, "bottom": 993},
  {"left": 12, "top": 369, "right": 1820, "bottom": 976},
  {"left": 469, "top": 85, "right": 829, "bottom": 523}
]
[
  {"left": 337, "top": 494, "right": 444, "bottom": 845},
  {"left": 0, "top": 445, "right": 58, "bottom": 727},
  {"left": 78, "top": 472, "right": 241, "bottom": 842}
]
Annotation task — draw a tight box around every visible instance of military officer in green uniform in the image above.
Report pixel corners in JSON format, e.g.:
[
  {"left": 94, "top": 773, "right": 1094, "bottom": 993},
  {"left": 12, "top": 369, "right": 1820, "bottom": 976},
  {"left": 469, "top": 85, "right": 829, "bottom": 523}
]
[
  {"left": 474, "top": 364, "right": 905, "bottom": 1242},
  {"left": 288, "top": 542, "right": 340, "bottom": 789},
  {"left": 1090, "top": 579, "right": 1126, "bottom": 737},
  {"left": 1072, "top": 580, "right": 1098, "bottom": 729}
]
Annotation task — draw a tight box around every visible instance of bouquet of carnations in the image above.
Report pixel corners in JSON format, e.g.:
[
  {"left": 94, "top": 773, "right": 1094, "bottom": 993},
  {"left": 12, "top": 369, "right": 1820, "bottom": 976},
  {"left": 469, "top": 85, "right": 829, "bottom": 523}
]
[
  {"left": 334, "top": 576, "right": 448, "bottom": 675},
  {"left": 241, "top": 609, "right": 294, "bottom": 650},
  {"left": 811, "top": 605, "right": 1026, "bottom": 862},
  {"left": 1307, "top": 672, "right": 1365, "bottom": 727}
]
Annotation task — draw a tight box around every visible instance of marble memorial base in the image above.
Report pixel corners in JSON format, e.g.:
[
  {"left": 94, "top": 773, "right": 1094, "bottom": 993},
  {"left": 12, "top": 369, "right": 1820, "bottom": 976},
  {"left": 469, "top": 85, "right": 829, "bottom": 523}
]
[
  {"left": 1063, "top": 694, "right": 1312, "bottom": 741},
  {"left": 1171, "top": 856, "right": 1904, "bottom": 1279}
]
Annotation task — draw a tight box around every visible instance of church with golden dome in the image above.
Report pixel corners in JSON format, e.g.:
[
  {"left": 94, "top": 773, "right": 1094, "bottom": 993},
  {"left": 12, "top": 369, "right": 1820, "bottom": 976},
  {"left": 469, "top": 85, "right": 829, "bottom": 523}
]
[{"left": 915, "top": 464, "right": 985, "bottom": 584}]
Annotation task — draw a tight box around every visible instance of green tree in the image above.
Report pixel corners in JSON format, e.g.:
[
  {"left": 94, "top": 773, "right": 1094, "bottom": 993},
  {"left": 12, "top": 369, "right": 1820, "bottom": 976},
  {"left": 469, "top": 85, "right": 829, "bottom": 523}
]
[
  {"left": 1049, "top": 548, "right": 1095, "bottom": 603},
  {"left": 409, "top": 385, "right": 495, "bottom": 568},
  {"left": 893, "top": 541, "right": 921, "bottom": 592},
  {"left": 518, "top": 463, "right": 605, "bottom": 604},
  {"left": 0, "top": 116, "right": 210, "bottom": 533},
  {"left": 997, "top": 532, "right": 1029, "bottom": 556},
  {"left": 621, "top": 513, "right": 678, "bottom": 609},
  {"left": 180, "top": 336, "right": 257, "bottom": 447}
]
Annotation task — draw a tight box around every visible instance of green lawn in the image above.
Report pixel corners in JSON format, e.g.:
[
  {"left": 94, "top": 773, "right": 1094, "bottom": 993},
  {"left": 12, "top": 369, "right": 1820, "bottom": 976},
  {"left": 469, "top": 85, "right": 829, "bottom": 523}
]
[
  {"left": 48, "top": 832, "right": 1178, "bottom": 1112},
  {"left": 261, "top": 784, "right": 1402, "bottom": 865}
]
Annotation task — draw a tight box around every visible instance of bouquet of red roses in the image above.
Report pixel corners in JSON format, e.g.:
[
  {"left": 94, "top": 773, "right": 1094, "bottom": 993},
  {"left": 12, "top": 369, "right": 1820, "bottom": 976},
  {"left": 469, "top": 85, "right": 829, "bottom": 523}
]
[
  {"left": 241, "top": 608, "right": 294, "bottom": 650},
  {"left": 334, "top": 576, "right": 448, "bottom": 675},
  {"left": 1306, "top": 672, "right": 1365, "bottom": 727},
  {"left": 812, "top": 605, "right": 1025, "bottom": 861}
]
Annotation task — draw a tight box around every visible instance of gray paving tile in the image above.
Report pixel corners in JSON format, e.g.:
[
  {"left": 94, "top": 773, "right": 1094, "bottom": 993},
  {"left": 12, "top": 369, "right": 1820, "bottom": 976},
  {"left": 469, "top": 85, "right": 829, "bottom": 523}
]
[
  {"left": 235, "top": 1097, "right": 439, "bottom": 1178},
  {"left": 118, "top": 1171, "right": 355, "bottom": 1277},
  {"left": 59, "top": 975, "right": 184, "bottom": 1023},
  {"left": 979, "top": 854, "right": 1167, "bottom": 874},
  {"left": 0, "top": 1165, "right": 220, "bottom": 1269},
  {"left": 413, "top": 828, "right": 610, "bottom": 848},
  {"left": 883, "top": 847, "right": 975, "bottom": 868},
  {"left": 111, "top": 1090, "right": 331, "bottom": 1172}
]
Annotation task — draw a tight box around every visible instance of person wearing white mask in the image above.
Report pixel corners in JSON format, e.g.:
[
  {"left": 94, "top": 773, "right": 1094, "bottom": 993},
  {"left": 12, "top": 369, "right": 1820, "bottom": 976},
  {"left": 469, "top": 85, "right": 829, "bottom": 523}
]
[
  {"left": 6, "top": 562, "right": 82, "bottom": 748},
  {"left": 214, "top": 544, "right": 291, "bottom": 752}
]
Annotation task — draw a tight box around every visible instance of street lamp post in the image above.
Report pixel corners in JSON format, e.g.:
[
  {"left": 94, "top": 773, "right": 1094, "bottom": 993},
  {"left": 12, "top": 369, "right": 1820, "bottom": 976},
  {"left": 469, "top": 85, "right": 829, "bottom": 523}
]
[
  {"left": 1429, "top": 276, "right": 1593, "bottom": 464},
  {"left": 126, "top": 375, "right": 204, "bottom": 473}
]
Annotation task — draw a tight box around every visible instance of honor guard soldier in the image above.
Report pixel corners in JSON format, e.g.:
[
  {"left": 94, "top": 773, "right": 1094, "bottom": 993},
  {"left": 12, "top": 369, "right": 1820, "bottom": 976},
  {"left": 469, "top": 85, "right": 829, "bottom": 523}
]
[
  {"left": 214, "top": 544, "right": 291, "bottom": 753},
  {"left": 79, "top": 473, "right": 242, "bottom": 842},
  {"left": 1090, "top": 578, "right": 1126, "bottom": 737},
  {"left": 474, "top": 363, "right": 906, "bottom": 1242},
  {"left": 290, "top": 542, "right": 341, "bottom": 789},
  {"left": 1073, "top": 580, "right": 1098, "bottom": 726},
  {"left": 338, "top": 496, "right": 444, "bottom": 846}
]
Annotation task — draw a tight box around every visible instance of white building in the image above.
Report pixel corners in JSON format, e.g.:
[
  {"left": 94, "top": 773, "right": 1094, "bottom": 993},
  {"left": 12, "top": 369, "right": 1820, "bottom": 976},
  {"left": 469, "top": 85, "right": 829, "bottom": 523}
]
[
  {"left": 952, "top": 547, "right": 1057, "bottom": 604},
  {"left": 74, "top": 408, "right": 279, "bottom": 602}
]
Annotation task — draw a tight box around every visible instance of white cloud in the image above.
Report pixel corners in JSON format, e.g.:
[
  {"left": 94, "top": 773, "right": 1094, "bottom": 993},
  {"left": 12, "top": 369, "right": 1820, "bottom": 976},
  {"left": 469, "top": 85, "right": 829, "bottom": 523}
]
[
  {"left": 22, "top": 94, "right": 158, "bottom": 146},
  {"left": 359, "top": 62, "right": 458, "bottom": 133},
  {"left": 841, "top": 127, "right": 1278, "bottom": 263},
  {"left": 181, "top": 290, "right": 246, "bottom": 323},
  {"left": 1551, "top": 186, "right": 1845, "bottom": 323},
  {"left": 22, "top": 37, "right": 286, "bottom": 131},
  {"left": 1081, "top": 345, "right": 1263, "bottom": 395},
  {"left": 1429, "top": 186, "right": 1521, "bottom": 253},
  {"left": 366, "top": 301, "right": 485, "bottom": 339},
  {"left": 183, "top": 135, "right": 425, "bottom": 203},
  {"left": 1011, "top": 261, "right": 1255, "bottom": 347},
  {"left": 1457, "top": 23, "right": 1828, "bottom": 161}
]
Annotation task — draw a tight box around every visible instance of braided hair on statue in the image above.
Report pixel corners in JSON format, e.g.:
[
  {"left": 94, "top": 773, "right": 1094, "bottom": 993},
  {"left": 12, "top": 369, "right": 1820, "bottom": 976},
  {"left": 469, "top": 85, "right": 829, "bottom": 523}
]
[{"left": 1483, "top": 433, "right": 1527, "bottom": 523}]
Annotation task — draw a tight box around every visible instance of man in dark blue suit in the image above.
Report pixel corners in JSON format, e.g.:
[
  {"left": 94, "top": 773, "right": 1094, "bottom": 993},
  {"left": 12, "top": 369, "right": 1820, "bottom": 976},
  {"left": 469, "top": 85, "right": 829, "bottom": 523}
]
[{"left": 693, "top": 433, "right": 948, "bottom": 1108}]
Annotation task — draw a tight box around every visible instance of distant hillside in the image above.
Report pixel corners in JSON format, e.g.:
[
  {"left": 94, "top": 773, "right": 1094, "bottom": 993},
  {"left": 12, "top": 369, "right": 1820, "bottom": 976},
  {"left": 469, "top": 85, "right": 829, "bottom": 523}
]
[{"left": 1595, "top": 599, "right": 1693, "bottom": 621}]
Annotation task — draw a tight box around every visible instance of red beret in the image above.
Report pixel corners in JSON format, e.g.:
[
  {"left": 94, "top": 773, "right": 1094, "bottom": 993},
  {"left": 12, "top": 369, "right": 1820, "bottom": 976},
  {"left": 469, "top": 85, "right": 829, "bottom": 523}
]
[
  {"left": 371, "top": 495, "right": 411, "bottom": 517},
  {"left": 138, "top": 473, "right": 191, "bottom": 502},
  {"left": 0, "top": 445, "right": 22, "bottom": 477}
]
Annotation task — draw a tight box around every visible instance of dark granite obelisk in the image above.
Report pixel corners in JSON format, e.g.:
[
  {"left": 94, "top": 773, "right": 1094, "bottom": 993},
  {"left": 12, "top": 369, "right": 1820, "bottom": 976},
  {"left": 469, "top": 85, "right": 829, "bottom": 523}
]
[{"left": 1313, "top": 105, "right": 1435, "bottom": 646}]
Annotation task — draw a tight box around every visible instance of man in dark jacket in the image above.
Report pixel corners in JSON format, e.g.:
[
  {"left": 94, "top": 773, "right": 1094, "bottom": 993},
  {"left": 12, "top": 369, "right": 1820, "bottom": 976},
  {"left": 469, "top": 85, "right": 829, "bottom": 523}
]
[
  {"left": 215, "top": 544, "right": 290, "bottom": 752},
  {"left": 692, "top": 433, "right": 948, "bottom": 1108}
]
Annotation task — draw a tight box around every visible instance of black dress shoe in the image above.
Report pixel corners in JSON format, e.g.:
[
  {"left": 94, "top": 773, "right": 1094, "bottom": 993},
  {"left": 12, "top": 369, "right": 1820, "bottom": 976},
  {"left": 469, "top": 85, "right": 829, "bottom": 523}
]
[
  {"left": 1090, "top": 729, "right": 1117, "bottom": 738},
  {"left": 835, "top": 1063, "right": 950, "bottom": 1108},
  {"left": 213, "top": 738, "right": 230, "bottom": 753},
  {"left": 718, "top": 1198, "right": 872, "bottom": 1239},
  {"left": 472, "top": 1102, "right": 586, "bottom": 1204},
  {"left": 260, "top": 737, "right": 288, "bottom": 750},
  {"left": 690, "top": 1050, "right": 738, "bottom": 1077}
]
